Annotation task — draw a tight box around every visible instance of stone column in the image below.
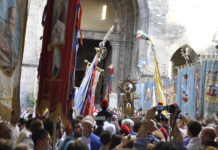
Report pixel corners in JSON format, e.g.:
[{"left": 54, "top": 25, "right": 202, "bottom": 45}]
[
  {"left": 110, "top": 41, "right": 121, "bottom": 108},
  {"left": 136, "top": 0, "right": 149, "bottom": 70},
  {"left": 110, "top": 41, "right": 120, "bottom": 93}
]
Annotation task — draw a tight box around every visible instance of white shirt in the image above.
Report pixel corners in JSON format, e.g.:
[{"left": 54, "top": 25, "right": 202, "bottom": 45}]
[
  {"left": 186, "top": 137, "right": 201, "bottom": 150},
  {"left": 10, "top": 124, "right": 19, "bottom": 145}
]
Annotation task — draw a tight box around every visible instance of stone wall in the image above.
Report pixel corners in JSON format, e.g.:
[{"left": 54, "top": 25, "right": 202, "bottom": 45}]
[{"left": 20, "top": 0, "right": 46, "bottom": 111}]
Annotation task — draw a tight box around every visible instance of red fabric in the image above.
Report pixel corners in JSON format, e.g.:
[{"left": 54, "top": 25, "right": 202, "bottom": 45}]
[
  {"left": 37, "top": 0, "right": 78, "bottom": 127},
  {"left": 158, "top": 102, "right": 163, "bottom": 105},
  {"left": 160, "top": 127, "right": 168, "bottom": 140},
  {"left": 101, "top": 99, "right": 109, "bottom": 109},
  {"left": 121, "top": 125, "right": 130, "bottom": 135},
  {"left": 82, "top": 56, "right": 99, "bottom": 117},
  {"left": 37, "top": 0, "right": 55, "bottom": 112}
]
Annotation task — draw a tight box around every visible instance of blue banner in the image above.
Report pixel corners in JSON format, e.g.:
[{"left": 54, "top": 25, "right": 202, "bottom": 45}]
[
  {"left": 74, "top": 56, "right": 98, "bottom": 115},
  {"left": 134, "top": 81, "right": 156, "bottom": 111},
  {"left": 134, "top": 83, "right": 144, "bottom": 111},
  {"left": 176, "top": 66, "right": 197, "bottom": 119},
  {"left": 143, "top": 81, "right": 155, "bottom": 111},
  {"left": 201, "top": 60, "right": 218, "bottom": 117}
]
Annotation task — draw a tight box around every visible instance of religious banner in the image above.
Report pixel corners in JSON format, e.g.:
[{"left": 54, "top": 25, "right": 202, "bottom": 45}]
[
  {"left": 134, "top": 81, "right": 156, "bottom": 112},
  {"left": 143, "top": 81, "right": 155, "bottom": 111},
  {"left": 109, "top": 92, "right": 118, "bottom": 109},
  {"left": 176, "top": 65, "right": 197, "bottom": 119},
  {"left": 134, "top": 83, "right": 144, "bottom": 111},
  {"left": 200, "top": 59, "right": 218, "bottom": 117},
  {"left": 163, "top": 80, "right": 176, "bottom": 105},
  {"left": 83, "top": 62, "right": 101, "bottom": 116},
  {"left": 0, "top": 0, "right": 28, "bottom": 121},
  {"left": 37, "top": 0, "right": 81, "bottom": 124},
  {"left": 154, "top": 53, "right": 166, "bottom": 106},
  {"left": 74, "top": 55, "right": 99, "bottom": 115}
]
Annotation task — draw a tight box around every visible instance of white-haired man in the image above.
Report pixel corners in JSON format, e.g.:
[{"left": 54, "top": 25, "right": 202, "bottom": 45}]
[
  {"left": 79, "top": 115, "right": 102, "bottom": 150},
  {"left": 122, "top": 118, "right": 137, "bottom": 135}
]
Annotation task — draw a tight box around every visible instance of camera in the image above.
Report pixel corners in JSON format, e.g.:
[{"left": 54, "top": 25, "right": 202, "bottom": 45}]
[{"left": 155, "top": 104, "right": 176, "bottom": 114}]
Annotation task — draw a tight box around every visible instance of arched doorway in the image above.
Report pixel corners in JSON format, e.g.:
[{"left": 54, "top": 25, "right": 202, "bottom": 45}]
[
  {"left": 170, "top": 44, "right": 199, "bottom": 77},
  {"left": 78, "top": 0, "right": 147, "bottom": 106}
]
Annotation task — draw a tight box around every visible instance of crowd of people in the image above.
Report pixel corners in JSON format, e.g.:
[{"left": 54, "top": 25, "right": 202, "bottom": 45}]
[{"left": 0, "top": 100, "right": 218, "bottom": 150}]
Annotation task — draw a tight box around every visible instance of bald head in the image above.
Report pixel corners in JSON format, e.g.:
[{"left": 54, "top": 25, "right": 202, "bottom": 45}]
[
  {"left": 200, "top": 127, "right": 216, "bottom": 144},
  {"left": 82, "top": 116, "right": 94, "bottom": 137}
]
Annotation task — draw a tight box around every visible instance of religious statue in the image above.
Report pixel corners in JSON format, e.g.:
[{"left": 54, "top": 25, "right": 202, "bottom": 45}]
[{"left": 119, "top": 80, "right": 136, "bottom": 117}]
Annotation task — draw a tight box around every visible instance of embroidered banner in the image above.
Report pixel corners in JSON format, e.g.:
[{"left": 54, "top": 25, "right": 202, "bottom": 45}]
[
  {"left": 37, "top": 0, "right": 80, "bottom": 123},
  {"left": 143, "top": 81, "right": 155, "bottom": 111},
  {"left": 134, "top": 81, "right": 156, "bottom": 112},
  {"left": 0, "top": 0, "right": 28, "bottom": 121},
  {"left": 134, "top": 83, "right": 144, "bottom": 111},
  {"left": 202, "top": 60, "right": 218, "bottom": 117},
  {"left": 176, "top": 65, "right": 197, "bottom": 119},
  {"left": 163, "top": 80, "right": 176, "bottom": 105},
  {"left": 74, "top": 55, "right": 99, "bottom": 115}
]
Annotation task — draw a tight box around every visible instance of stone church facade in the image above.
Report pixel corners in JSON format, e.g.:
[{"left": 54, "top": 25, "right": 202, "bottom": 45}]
[{"left": 21, "top": 0, "right": 218, "bottom": 109}]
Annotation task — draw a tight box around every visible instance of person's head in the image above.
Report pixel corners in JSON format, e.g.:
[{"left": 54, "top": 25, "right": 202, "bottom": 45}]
[
  {"left": 25, "top": 118, "right": 33, "bottom": 130},
  {"left": 153, "top": 142, "right": 178, "bottom": 150},
  {"left": 96, "top": 120, "right": 104, "bottom": 127},
  {"left": 120, "top": 124, "right": 131, "bottom": 135},
  {"left": 72, "top": 119, "right": 82, "bottom": 139},
  {"left": 101, "top": 99, "right": 109, "bottom": 110},
  {"left": 15, "top": 143, "right": 31, "bottom": 150},
  {"left": 147, "top": 143, "right": 155, "bottom": 150},
  {"left": 67, "top": 139, "right": 88, "bottom": 150},
  {"left": 43, "top": 119, "right": 53, "bottom": 136},
  {"left": 112, "top": 115, "right": 118, "bottom": 122},
  {"left": 81, "top": 116, "right": 94, "bottom": 137},
  {"left": 161, "top": 117, "right": 169, "bottom": 127},
  {"left": 30, "top": 118, "right": 44, "bottom": 133},
  {"left": 32, "top": 129, "right": 51, "bottom": 150},
  {"left": 0, "top": 122, "right": 11, "bottom": 140},
  {"left": 121, "top": 118, "right": 134, "bottom": 130},
  {"left": 200, "top": 127, "right": 216, "bottom": 144},
  {"left": 56, "top": 121, "right": 64, "bottom": 139},
  {"left": 187, "top": 120, "right": 201, "bottom": 137},
  {"left": 0, "top": 138, "right": 12, "bottom": 150},
  {"left": 100, "top": 130, "right": 111, "bottom": 146},
  {"left": 109, "top": 134, "right": 122, "bottom": 150},
  {"left": 18, "top": 118, "right": 26, "bottom": 131},
  {"left": 95, "top": 114, "right": 106, "bottom": 123},
  {"left": 147, "top": 119, "right": 158, "bottom": 133},
  {"left": 76, "top": 115, "right": 83, "bottom": 120}
]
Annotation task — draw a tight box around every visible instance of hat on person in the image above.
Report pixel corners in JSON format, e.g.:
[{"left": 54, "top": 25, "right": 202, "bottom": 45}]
[
  {"left": 120, "top": 124, "right": 130, "bottom": 135},
  {"left": 101, "top": 98, "right": 109, "bottom": 109},
  {"left": 95, "top": 115, "right": 106, "bottom": 121}
]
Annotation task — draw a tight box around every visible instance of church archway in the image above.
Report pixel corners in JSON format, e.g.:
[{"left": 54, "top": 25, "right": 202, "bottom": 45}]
[{"left": 170, "top": 44, "right": 199, "bottom": 77}]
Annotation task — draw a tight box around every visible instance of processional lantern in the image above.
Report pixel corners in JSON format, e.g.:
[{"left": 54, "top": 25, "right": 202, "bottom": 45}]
[{"left": 119, "top": 80, "right": 136, "bottom": 117}]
